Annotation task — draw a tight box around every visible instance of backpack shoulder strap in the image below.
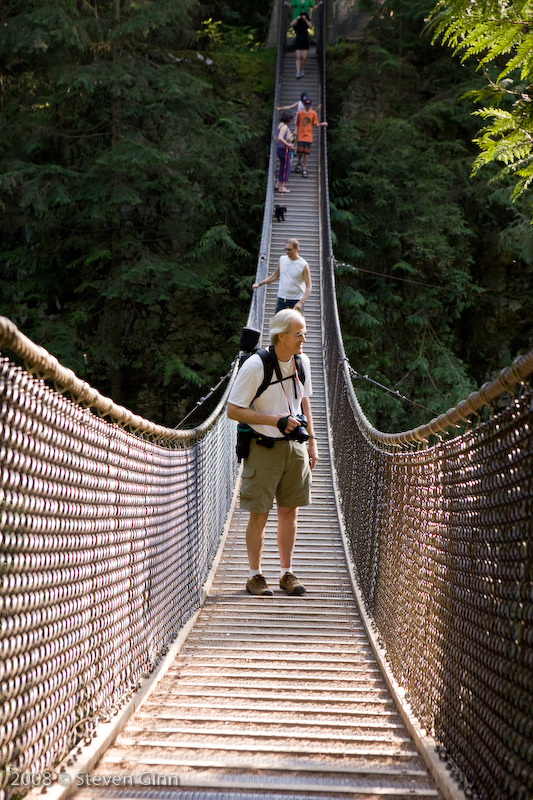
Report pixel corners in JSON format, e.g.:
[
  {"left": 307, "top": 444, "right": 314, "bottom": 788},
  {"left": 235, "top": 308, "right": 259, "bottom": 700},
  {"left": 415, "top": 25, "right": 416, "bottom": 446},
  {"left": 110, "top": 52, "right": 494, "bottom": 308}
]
[
  {"left": 251, "top": 347, "right": 275, "bottom": 402},
  {"left": 294, "top": 353, "right": 306, "bottom": 387},
  {"left": 252, "top": 347, "right": 306, "bottom": 403}
]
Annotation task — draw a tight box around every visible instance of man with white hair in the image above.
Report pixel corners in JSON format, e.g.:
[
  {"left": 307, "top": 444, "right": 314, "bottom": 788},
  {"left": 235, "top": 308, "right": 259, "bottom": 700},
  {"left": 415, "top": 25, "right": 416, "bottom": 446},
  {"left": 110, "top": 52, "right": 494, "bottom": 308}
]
[{"left": 227, "top": 309, "right": 319, "bottom": 596}]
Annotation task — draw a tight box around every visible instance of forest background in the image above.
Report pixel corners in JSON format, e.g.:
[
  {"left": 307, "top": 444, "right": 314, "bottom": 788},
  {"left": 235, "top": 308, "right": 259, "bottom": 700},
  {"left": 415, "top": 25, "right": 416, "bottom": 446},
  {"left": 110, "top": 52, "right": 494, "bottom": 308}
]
[{"left": 1, "top": 0, "right": 532, "bottom": 433}]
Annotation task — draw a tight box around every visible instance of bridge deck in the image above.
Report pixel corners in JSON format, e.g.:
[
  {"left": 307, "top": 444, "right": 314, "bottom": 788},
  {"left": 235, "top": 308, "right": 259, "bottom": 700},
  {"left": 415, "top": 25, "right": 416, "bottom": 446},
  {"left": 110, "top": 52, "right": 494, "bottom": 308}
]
[{"left": 72, "top": 48, "right": 442, "bottom": 800}]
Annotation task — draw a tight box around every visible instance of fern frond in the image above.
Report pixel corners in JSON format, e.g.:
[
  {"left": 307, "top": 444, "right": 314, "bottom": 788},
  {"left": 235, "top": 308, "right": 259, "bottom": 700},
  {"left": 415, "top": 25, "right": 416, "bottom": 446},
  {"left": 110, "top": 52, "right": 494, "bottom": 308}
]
[{"left": 427, "top": 1, "right": 533, "bottom": 216}]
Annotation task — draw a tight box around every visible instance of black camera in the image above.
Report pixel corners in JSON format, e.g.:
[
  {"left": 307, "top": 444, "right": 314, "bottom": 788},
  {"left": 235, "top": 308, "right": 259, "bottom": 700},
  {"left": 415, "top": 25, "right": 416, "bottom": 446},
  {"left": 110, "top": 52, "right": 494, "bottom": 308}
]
[
  {"left": 277, "top": 414, "right": 309, "bottom": 443},
  {"left": 239, "top": 326, "right": 261, "bottom": 354}
]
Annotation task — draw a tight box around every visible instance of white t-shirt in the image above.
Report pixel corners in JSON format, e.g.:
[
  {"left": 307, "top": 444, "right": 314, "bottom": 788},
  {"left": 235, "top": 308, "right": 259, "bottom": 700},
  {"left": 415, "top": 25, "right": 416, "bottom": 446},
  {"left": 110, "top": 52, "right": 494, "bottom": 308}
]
[
  {"left": 228, "top": 350, "right": 312, "bottom": 438},
  {"left": 278, "top": 255, "right": 308, "bottom": 301}
]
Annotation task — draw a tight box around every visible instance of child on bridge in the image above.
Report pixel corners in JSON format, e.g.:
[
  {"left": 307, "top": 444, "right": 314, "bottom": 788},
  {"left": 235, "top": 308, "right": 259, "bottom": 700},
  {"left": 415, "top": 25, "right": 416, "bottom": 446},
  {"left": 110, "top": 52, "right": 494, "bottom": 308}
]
[{"left": 294, "top": 96, "right": 327, "bottom": 178}]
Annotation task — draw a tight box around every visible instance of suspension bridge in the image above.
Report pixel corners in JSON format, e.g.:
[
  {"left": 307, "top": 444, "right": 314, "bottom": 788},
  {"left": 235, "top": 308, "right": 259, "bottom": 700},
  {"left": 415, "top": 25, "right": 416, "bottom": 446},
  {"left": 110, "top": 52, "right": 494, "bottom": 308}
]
[{"left": 1, "top": 4, "right": 532, "bottom": 800}]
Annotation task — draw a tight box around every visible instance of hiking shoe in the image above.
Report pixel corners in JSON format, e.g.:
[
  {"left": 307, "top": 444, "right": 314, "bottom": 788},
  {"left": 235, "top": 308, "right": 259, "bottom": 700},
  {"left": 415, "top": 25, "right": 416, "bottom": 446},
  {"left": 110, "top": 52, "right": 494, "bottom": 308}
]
[
  {"left": 279, "top": 572, "right": 306, "bottom": 595},
  {"left": 246, "top": 574, "right": 274, "bottom": 596}
]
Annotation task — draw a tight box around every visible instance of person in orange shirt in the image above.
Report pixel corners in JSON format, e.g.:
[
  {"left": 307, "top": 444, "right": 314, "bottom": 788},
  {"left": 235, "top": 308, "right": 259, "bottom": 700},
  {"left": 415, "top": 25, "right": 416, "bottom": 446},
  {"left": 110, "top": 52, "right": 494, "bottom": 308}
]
[{"left": 294, "top": 97, "right": 327, "bottom": 178}]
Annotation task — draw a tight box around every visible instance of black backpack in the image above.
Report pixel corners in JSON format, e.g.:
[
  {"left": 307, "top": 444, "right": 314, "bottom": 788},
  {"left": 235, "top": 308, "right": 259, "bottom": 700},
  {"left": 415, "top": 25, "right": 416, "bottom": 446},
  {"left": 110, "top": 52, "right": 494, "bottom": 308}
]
[
  {"left": 238, "top": 327, "right": 306, "bottom": 402},
  {"left": 234, "top": 328, "right": 306, "bottom": 462}
]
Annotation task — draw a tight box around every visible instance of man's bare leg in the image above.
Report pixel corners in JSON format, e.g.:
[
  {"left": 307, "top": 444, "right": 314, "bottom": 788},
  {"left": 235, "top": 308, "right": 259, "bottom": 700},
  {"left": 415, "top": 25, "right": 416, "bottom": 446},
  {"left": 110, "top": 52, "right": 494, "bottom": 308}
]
[
  {"left": 277, "top": 506, "right": 306, "bottom": 594},
  {"left": 277, "top": 506, "right": 299, "bottom": 570},
  {"left": 246, "top": 511, "right": 270, "bottom": 572}
]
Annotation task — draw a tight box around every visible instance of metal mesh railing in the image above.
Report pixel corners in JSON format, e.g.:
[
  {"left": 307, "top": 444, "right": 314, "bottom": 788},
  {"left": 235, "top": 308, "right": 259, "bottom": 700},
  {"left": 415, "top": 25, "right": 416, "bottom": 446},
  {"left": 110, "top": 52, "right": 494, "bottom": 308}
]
[
  {"left": 0, "top": 4, "right": 288, "bottom": 784},
  {"left": 2, "top": 3, "right": 532, "bottom": 798},
  {"left": 0, "top": 8, "right": 293, "bottom": 791},
  {"left": 324, "top": 345, "right": 532, "bottom": 800},
  {"left": 318, "top": 19, "right": 533, "bottom": 793},
  {"left": 0, "top": 320, "right": 239, "bottom": 796}
]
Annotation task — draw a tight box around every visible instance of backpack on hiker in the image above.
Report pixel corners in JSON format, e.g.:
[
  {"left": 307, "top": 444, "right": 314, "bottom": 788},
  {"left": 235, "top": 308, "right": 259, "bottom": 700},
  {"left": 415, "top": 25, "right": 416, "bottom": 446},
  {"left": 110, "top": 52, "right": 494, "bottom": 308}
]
[{"left": 235, "top": 327, "right": 306, "bottom": 461}]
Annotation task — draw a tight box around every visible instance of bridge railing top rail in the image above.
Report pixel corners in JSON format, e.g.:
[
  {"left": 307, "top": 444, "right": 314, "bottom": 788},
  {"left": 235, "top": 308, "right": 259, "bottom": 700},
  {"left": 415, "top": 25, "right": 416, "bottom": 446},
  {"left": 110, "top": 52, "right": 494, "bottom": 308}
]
[
  {"left": 0, "top": 315, "right": 237, "bottom": 446},
  {"left": 341, "top": 347, "right": 533, "bottom": 450}
]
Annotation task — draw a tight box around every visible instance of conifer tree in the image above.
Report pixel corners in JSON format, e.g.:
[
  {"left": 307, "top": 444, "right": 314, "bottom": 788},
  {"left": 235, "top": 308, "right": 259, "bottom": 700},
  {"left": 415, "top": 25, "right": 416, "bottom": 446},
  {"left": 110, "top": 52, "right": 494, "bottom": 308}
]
[
  {"left": 0, "top": 0, "right": 266, "bottom": 419},
  {"left": 328, "top": 0, "right": 533, "bottom": 432}
]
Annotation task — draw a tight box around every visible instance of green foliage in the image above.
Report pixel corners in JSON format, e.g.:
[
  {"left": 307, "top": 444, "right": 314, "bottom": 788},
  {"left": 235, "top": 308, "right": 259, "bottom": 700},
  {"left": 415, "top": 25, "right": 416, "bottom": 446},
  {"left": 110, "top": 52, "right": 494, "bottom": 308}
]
[
  {"left": 197, "top": 18, "right": 261, "bottom": 52},
  {"left": 327, "top": 0, "right": 533, "bottom": 432},
  {"left": 199, "top": 18, "right": 223, "bottom": 50},
  {"left": 204, "top": 0, "right": 272, "bottom": 43},
  {"left": 162, "top": 354, "right": 205, "bottom": 387},
  {"left": 0, "top": 0, "right": 275, "bottom": 424},
  {"left": 428, "top": 0, "right": 533, "bottom": 212}
]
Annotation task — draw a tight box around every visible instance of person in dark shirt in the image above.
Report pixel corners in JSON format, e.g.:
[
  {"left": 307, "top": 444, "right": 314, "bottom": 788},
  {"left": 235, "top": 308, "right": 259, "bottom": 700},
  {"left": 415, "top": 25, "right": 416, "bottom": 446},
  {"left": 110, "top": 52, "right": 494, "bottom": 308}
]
[{"left": 290, "top": 12, "right": 311, "bottom": 79}]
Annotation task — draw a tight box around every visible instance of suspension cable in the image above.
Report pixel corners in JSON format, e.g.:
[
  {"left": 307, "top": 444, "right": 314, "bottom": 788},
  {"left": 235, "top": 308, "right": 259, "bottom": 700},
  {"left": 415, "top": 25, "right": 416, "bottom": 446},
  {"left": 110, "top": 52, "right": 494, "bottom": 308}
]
[
  {"left": 334, "top": 259, "right": 449, "bottom": 291},
  {"left": 345, "top": 360, "right": 439, "bottom": 416},
  {"left": 174, "top": 365, "right": 234, "bottom": 428},
  {"left": 334, "top": 258, "right": 525, "bottom": 302}
]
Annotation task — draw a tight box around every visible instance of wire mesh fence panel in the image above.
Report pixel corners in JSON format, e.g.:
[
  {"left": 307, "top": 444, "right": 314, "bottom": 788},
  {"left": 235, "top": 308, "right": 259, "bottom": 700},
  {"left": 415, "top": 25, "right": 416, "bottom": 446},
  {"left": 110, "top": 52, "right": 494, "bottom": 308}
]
[
  {"left": 0, "top": 356, "right": 238, "bottom": 792},
  {"left": 321, "top": 252, "right": 533, "bottom": 800}
]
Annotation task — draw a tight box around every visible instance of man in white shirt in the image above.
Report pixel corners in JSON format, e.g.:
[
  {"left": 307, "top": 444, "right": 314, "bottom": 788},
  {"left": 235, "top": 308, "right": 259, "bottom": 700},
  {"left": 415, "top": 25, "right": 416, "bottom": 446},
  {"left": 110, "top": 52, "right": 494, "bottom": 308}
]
[
  {"left": 227, "top": 309, "right": 319, "bottom": 596},
  {"left": 252, "top": 238, "right": 312, "bottom": 313}
]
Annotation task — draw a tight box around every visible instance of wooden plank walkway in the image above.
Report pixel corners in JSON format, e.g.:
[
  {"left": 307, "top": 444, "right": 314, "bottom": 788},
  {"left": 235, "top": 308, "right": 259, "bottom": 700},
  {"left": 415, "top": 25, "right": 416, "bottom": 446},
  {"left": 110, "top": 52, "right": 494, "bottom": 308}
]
[{"left": 62, "top": 47, "right": 445, "bottom": 800}]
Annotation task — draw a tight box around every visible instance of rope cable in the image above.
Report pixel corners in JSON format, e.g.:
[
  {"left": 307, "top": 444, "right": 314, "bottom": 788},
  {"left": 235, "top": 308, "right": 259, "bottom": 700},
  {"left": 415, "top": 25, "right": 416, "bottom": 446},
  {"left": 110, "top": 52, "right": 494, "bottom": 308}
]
[
  {"left": 334, "top": 258, "right": 529, "bottom": 302},
  {"left": 174, "top": 365, "right": 234, "bottom": 428},
  {"left": 345, "top": 360, "right": 439, "bottom": 416},
  {"left": 334, "top": 258, "right": 447, "bottom": 291}
]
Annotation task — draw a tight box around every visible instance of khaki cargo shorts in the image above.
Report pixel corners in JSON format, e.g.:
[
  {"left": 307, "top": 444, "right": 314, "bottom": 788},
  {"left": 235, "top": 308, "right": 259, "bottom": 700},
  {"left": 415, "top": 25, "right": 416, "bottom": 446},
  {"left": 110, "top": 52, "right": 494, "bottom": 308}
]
[{"left": 240, "top": 437, "right": 312, "bottom": 513}]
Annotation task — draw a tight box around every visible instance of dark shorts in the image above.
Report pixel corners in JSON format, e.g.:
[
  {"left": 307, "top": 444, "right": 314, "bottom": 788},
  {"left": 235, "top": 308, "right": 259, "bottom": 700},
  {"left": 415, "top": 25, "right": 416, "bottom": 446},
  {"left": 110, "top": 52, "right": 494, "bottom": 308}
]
[
  {"left": 276, "top": 297, "right": 300, "bottom": 313},
  {"left": 295, "top": 34, "right": 310, "bottom": 51},
  {"left": 297, "top": 141, "right": 312, "bottom": 155},
  {"left": 240, "top": 437, "right": 312, "bottom": 513}
]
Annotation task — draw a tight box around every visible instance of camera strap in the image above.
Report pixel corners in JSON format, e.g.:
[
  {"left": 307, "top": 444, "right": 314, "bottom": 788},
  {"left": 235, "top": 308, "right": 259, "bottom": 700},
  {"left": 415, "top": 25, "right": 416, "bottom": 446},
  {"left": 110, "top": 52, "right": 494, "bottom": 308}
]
[{"left": 271, "top": 351, "right": 301, "bottom": 417}]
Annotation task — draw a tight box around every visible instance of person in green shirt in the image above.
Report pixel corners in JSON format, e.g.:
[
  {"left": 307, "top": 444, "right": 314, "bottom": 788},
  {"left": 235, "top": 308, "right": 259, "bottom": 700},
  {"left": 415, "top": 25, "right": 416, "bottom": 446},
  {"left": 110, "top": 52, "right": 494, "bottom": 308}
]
[{"left": 286, "top": 0, "right": 317, "bottom": 22}]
